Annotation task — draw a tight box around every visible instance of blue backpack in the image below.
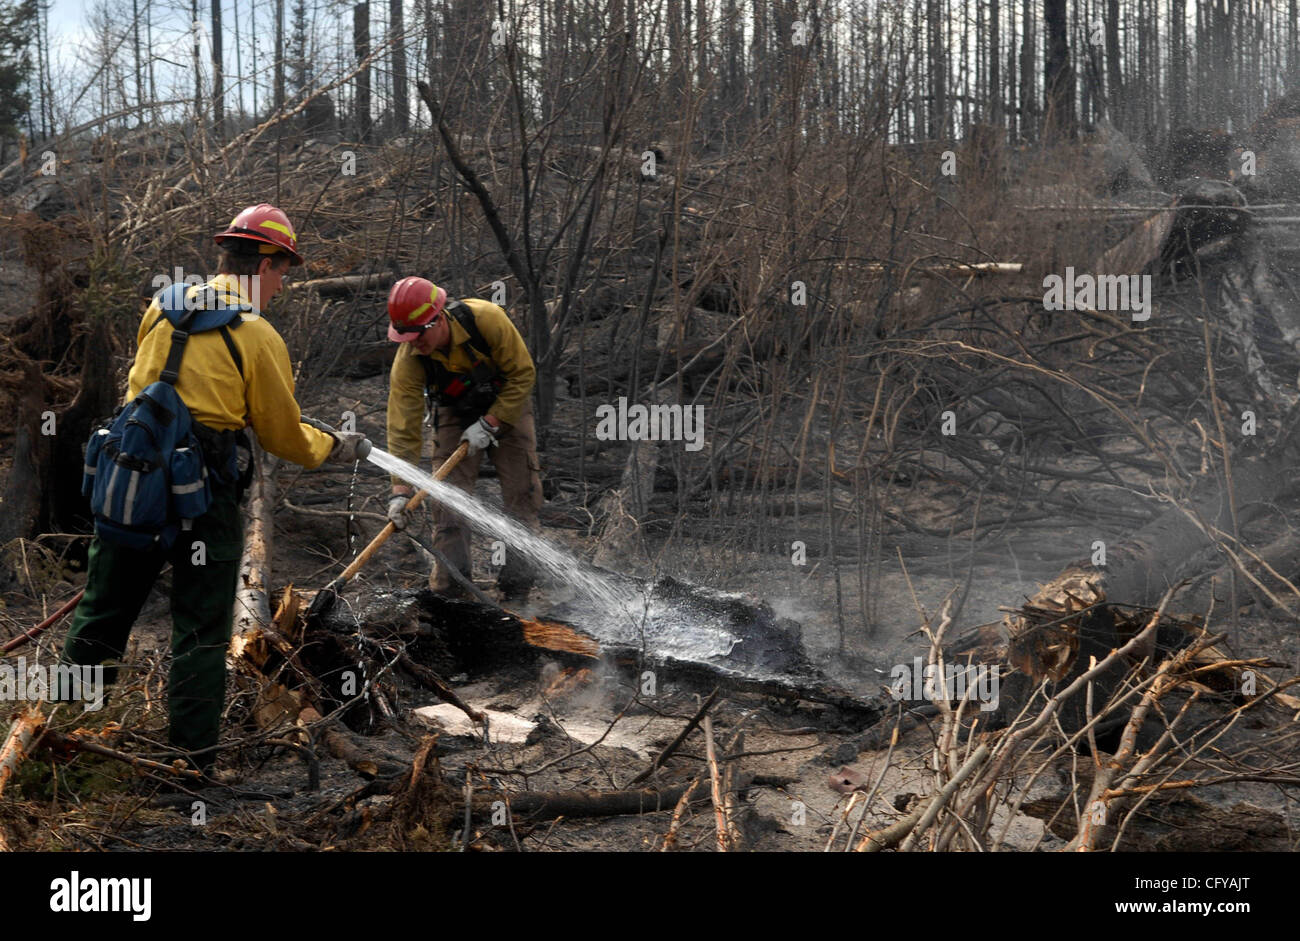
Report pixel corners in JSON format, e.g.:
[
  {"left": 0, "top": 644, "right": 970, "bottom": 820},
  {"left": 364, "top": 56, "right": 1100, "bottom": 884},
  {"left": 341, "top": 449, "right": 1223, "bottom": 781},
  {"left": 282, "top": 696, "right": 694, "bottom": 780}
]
[{"left": 82, "top": 282, "right": 249, "bottom": 551}]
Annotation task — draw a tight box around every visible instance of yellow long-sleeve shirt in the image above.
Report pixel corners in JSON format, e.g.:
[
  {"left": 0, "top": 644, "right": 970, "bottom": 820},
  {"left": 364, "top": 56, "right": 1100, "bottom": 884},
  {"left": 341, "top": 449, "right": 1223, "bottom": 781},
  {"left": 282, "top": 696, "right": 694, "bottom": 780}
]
[
  {"left": 127, "top": 273, "right": 335, "bottom": 469},
  {"left": 387, "top": 297, "right": 535, "bottom": 476}
]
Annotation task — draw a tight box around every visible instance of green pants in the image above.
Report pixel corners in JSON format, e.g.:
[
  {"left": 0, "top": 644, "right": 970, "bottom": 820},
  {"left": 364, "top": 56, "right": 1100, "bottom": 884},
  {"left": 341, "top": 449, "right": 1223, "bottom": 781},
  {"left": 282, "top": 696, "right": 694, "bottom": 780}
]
[{"left": 62, "top": 479, "right": 244, "bottom": 768}]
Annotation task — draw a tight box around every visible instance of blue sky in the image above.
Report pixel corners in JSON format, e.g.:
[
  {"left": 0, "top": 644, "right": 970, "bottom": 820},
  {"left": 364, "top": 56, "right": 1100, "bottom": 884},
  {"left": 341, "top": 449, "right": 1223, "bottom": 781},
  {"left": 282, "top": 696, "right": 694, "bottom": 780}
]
[{"left": 41, "top": 0, "right": 292, "bottom": 122}]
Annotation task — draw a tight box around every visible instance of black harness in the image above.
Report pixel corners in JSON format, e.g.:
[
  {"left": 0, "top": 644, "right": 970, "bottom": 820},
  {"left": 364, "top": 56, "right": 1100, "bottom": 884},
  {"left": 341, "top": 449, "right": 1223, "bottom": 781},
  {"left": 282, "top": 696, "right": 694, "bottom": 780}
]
[{"left": 417, "top": 300, "right": 505, "bottom": 426}]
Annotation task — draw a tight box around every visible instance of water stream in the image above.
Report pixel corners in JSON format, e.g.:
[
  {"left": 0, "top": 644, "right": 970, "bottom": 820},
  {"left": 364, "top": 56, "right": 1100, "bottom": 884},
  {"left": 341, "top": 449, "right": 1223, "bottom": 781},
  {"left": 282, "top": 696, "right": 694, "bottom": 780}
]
[{"left": 366, "top": 447, "right": 746, "bottom": 663}]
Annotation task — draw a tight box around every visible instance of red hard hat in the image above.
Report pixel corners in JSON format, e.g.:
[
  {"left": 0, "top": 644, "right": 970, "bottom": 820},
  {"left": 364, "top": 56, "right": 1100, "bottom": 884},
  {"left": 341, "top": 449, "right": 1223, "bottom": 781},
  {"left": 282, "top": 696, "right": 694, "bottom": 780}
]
[
  {"left": 214, "top": 203, "right": 304, "bottom": 266},
  {"left": 387, "top": 276, "right": 448, "bottom": 341}
]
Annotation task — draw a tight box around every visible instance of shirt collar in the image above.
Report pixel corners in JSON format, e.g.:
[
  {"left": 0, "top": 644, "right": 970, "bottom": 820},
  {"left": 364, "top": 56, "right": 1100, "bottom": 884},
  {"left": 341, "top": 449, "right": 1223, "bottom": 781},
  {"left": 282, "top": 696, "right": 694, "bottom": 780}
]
[{"left": 204, "top": 273, "right": 264, "bottom": 318}]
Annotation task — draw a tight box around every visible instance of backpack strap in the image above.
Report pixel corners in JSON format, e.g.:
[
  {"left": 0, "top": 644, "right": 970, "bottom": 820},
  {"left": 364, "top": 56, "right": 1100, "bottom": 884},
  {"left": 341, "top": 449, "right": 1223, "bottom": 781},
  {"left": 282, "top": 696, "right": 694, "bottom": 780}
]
[
  {"left": 445, "top": 300, "right": 490, "bottom": 359},
  {"left": 418, "top": 353, "right": 439, "bottom": 390},
  {"left": 414, "top": 300, "right": 506, "bottom": 421},
  {"left": 159, "top": 308, "right": 199, "bottom": 385},
  {"left": 217, "top": 325, "right": 244, "bottom": 379},
  {"left": 416, "top": 300, "right": 492, "bottom": 391},
  {"left": 145, "top": 289, "right": 245, "bottom": 381}
]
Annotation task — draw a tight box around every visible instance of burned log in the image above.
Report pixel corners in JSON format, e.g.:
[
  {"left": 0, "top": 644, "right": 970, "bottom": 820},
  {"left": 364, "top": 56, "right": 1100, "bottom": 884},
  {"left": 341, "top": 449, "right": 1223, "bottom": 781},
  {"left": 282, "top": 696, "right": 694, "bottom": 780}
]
[
  {"left": 313, "top": 583, "right": 884, "bottom": 719},
  {"left": 470, "top": 781, "right": 709, "bottom": 822},
  {"left": 1162, "top": 179, "right": 1251, "bottom": 275},
  {"left": 287, "top": 273, "right": 391, "bottom": 296},
  {"left": 294, "top": 704, "right": 403, "bottom": 782},
  {"left": 1089, "top": 178, "right": 1249, "bottom": 281}
]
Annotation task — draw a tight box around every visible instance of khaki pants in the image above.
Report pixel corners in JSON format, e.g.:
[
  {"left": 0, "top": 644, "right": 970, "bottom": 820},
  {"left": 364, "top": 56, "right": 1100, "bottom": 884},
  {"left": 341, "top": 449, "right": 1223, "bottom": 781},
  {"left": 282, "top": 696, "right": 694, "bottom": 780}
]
[{"left": 429, "top": 406, "right": 543, "bottom": 594}]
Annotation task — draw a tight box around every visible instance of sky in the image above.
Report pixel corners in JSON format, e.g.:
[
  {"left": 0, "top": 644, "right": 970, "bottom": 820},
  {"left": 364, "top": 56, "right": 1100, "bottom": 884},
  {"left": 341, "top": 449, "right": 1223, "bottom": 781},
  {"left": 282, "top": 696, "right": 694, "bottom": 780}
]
[{"left": 40, "top": 0, "right": 303, "bottom": 124}]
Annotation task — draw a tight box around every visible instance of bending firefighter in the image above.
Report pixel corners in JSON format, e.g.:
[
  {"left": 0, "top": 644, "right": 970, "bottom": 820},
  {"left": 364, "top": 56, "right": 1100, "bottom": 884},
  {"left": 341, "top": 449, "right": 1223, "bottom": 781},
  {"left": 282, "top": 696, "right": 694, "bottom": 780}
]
[
  {"left": 384, "top": 277, "right": 543, "bottom": 601},
  {"left": 61, "top": 204, "right": 368, "bottom": 774}
]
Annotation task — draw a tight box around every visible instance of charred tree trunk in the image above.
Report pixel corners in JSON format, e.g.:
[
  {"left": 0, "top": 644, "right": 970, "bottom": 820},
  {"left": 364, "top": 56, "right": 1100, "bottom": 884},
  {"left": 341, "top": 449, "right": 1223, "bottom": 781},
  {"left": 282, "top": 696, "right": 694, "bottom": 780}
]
[
  {"left": 354, "top": 3, "right": 372, "bottom": 142},
  {"left": 211, "top": 0, "right": 224, "bottom": 138},
  {"left": 192, "top": 0, "right": 203, "bottom": 122},
  {"left": 313, "top": 586, "right": 881, "bottom": 718},
  {"left": 274, "top": 0, "right": 286, "bottom": 112},
  {"left": 0, "top": 219, "right": 109, "bottom": 562},
  {"left": 1018, "top": 0, "right": 1035, "bottom": 140},
  {"left": 389, "top": 0, "right": 409, "bottom": 132},
  {"left": 47, "top": 318, "right": 117, "bottom": 536},
  {"left": 1170, "top": 0, "right": 1186, "bottom": 128},
  {"left": 0, "top": 361, "right": 51, "bottom": 565},
  {"left": 1043, "top": 0, "right": 1075, "bottom": 140},
  {"left": 989, "top": 0, "right": 1001, "bottom": 127},
  {"left": 927, "top": 0, "right": 946, "bottom": 139},
  {"left": 1105, "top": 0, "right": 1121, "bottom": 124}
]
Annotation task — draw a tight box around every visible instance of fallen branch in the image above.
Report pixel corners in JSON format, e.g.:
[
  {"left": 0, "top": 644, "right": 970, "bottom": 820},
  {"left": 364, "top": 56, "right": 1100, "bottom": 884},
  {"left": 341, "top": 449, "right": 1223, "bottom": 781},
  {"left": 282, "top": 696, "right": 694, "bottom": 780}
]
[
  {"left": 41, "top": 729, "right": 203, "bottom": 781},
  {"left": 295, "top": 704, "right": 400, "bottom": 782},
  {"left": 2, "top": 590, "right": 83, "bottom": 653},
  {"left": 287, "top": 273, "right": 392, "bottom": 296},
  {"left": 703, "top": 710, "right": 730, "bottom": 851},
  {"left": 625, "top": 687, "right": 719, "bottom": 786},
  {"left": 854, "top": 742, "right": 988, "bottom": 852},
  {"left": 396, "top": 653, "right": 485, "bottom": 724},
  {"left": 861, "top": 261, "right": 1023, "bottom": 276},
  {"left": 660, "top": 776, "right": 706, "bottom": 850},
  {"left": 898, "top": 743, "right": 990, "bottom": 851},
  {"left": 856, "top": 798, "right": 933, "bottom": 853}
]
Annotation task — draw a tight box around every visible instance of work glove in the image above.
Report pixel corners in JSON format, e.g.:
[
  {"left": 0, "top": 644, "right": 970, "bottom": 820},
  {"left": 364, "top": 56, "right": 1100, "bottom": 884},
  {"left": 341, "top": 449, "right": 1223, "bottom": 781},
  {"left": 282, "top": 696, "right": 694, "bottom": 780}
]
[
  {"left": 460, "top": 417, "right": 498, "bottom": 455},
  {"left": 327, "top": 430, "right": 372, "bottom": 463},
  {"left": 387, "top": 493, "right": 410, "bottom": 530}
]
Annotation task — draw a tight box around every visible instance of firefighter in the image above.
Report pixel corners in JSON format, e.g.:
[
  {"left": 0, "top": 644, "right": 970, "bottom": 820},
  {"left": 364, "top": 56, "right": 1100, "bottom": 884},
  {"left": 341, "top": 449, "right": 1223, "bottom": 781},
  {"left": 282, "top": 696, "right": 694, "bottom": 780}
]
[
  {"left": 384, "top": 277, "right": 543, "bottom": 601},
  {"left": 61, "top": 204, "right": 368, "bottom": 774}
]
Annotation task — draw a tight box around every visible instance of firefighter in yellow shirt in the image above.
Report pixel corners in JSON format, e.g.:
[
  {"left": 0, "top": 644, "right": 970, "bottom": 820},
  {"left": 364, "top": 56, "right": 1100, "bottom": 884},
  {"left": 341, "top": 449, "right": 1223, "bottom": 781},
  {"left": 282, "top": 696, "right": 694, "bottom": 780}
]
[
  {"left": 384, "top": 277, "right": 543, "bottom": 600},
  {"left": 62, "top": 204, "right": 368, "bottom": 774}
]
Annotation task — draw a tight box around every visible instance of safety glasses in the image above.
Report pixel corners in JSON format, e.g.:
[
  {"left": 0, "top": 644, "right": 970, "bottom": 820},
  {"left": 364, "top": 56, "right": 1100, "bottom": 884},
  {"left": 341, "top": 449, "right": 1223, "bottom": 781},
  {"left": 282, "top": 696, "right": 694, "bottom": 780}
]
[{"left": 406, "top": 313, "right": 444, "bottom": 334}]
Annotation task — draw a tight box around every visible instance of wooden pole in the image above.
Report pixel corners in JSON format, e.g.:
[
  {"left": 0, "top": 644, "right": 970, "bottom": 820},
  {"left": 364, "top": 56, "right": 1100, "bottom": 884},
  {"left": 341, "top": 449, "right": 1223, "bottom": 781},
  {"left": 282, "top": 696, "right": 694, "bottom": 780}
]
[
  {"left": 323, "top": 441, "right": 468, "bottom": 593},
  {"left": 235, "top": 440, "right": 277, "bottom": 637}
]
